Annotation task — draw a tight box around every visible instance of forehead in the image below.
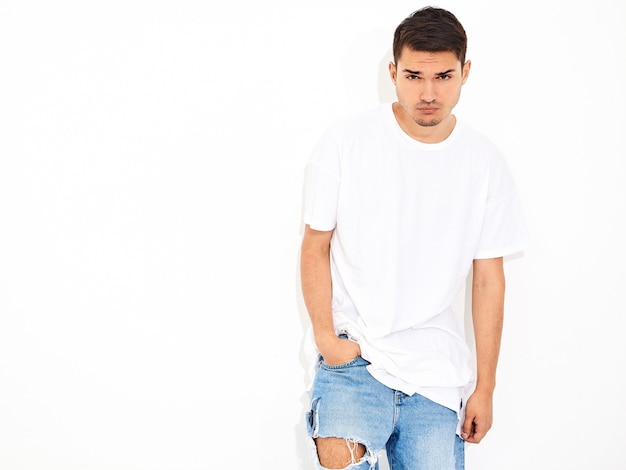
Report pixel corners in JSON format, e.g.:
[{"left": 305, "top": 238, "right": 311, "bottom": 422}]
[{"left": 397, "top": 48, "right": 460, "bottom": 69}]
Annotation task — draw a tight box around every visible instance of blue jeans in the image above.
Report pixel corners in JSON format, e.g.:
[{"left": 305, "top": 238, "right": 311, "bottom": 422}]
[{"left": 306, "top": 356, "right": 464, "bottom": 470}]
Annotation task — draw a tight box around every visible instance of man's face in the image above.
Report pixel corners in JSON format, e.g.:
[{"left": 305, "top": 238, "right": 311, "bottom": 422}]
[{"left": 389, "top": 47, "right": 470, "bottom": 129}]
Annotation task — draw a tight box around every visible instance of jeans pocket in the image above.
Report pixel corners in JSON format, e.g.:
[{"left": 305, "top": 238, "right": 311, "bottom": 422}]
[{"left": 320, "top": 355, "right": 368, "bottom": 370}]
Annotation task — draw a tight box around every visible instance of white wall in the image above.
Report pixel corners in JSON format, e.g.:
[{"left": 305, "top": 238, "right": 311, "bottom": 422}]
[{"left": 0, "top": 1, "right": 624, "bottom": 469}]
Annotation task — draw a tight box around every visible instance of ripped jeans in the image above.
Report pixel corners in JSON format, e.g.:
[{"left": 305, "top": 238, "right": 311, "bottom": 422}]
[{"left": 306, "top": 355, "right": 464, "bottom": 470}]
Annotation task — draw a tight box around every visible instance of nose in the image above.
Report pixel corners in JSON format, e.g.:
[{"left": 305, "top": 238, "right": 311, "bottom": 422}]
[{"left": 420, "top": 81, "right": 436, "bottom": 103}]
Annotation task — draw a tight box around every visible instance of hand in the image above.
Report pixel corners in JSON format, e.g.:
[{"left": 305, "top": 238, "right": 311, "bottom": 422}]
[
  {"left": 317, "top": 336, "right": 361, "bottom": 366},
  {"left": 461, "top": 388, "right": 494, "bottom": 443}
]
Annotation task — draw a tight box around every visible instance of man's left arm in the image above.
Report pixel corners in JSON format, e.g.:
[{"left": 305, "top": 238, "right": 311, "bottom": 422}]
[{"left": 461, "top": 257, "right": 505, "bottom": 443}]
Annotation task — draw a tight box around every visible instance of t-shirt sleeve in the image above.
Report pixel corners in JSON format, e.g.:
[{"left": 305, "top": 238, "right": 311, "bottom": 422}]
[
  {"left": 474, "top": 156, "right": 529, "bottom": 259},
  {"left": 302, "top": 128, "right": 341, "bottom": 232}
]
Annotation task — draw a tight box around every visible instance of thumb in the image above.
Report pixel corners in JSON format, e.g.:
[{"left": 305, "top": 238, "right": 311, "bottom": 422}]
[{"left": 461, "top": 414, "right": 474, "bottom": 440}]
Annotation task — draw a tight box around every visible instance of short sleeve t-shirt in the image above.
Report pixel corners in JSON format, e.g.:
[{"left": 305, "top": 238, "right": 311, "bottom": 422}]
[{"left": 303, "top": 103, "right": 528, "bottom": 414}]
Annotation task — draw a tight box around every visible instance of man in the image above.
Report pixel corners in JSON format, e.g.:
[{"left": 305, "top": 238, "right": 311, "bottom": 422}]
[{"left": 300, "top": 6, "right": 528, "bottom": 470}]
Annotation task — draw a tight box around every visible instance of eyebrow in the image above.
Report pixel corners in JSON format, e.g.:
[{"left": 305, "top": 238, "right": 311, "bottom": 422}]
[{"left": 402, "top": 68, "right": 456, "bottom": 76}]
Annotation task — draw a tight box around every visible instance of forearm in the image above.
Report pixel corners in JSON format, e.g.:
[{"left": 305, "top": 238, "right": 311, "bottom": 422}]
[
  {"left": 300, "top": 227, "right": 336, "bottom": 348},
  {"left": 472, "top": 257, "right": 505, "bottom": 392},
  {"left": 300, "top": 227, "right": 361, "bottom": 364},
  {"left": 461, "top": 258, "right": 505, "bottom": 442}
]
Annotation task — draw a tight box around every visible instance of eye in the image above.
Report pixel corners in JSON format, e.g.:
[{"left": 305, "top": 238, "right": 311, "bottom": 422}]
[
  {"left": 437, "top": 74, "right": 452, "bottom": 80},
  {"left": 406, "top": 74, "right": 420, "bottom": 80}
]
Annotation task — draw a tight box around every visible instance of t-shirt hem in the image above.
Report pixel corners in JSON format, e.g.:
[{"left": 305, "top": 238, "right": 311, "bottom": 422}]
[{"left": 303, "top": 218, "right": 335, "bottom": 232}]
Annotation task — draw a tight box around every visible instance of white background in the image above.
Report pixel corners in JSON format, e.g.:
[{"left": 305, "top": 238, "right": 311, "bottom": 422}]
[{"left": 0, "top": 1, "right": 624, "bottom": 469}]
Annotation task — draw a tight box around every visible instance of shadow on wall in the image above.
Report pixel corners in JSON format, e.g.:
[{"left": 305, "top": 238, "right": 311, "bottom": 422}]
[
  {"left": 378, "top": 48, "right": 396, "bottom": 104},
  {"left": 338, "top": 28, "right": 396, "bottom": 108},
  {"left": 293, "top": 228, "right": 316, "bottom": 469}
]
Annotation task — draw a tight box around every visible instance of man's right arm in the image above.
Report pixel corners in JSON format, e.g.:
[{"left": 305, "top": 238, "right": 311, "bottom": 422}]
[{"left": 300, "top": 225, "right": 360, "bottom": 365}]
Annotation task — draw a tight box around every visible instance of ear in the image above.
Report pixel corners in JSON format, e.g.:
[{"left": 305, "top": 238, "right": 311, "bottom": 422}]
[
  {"left": 389, "top": 61, "right": 397, "bottom": 85},
  {"left": 461, "top": 60, "right": 471, "bottom": 85}
]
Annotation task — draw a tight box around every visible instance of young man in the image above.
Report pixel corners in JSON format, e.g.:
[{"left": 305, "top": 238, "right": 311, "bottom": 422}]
[{"left": 300, "top": 6, "right": 528, "bottom": 470}]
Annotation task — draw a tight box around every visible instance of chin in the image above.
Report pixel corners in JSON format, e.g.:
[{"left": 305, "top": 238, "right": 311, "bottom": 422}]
[{"left": 415, "top": 118, "right": 442, "bottom": 127}]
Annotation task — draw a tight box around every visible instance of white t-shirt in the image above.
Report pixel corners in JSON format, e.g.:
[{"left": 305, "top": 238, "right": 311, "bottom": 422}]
[{"left": 303, "top": 103, "right": 528, "bottom": 419}]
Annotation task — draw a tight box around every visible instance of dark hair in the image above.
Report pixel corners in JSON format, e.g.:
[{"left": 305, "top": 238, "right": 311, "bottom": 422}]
[{"left": 392, "top": 7, "right": 467, "bottom": 65}]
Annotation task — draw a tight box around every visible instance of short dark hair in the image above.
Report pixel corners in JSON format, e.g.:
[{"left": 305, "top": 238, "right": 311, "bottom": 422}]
[{"left": 392, "top": 7, "right": 467, "bottom": 66}]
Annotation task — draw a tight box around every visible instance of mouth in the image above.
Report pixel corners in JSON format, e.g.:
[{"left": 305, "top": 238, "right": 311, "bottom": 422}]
[{"left": 417, "top": 107, "right": 438, "bottom": 114}]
